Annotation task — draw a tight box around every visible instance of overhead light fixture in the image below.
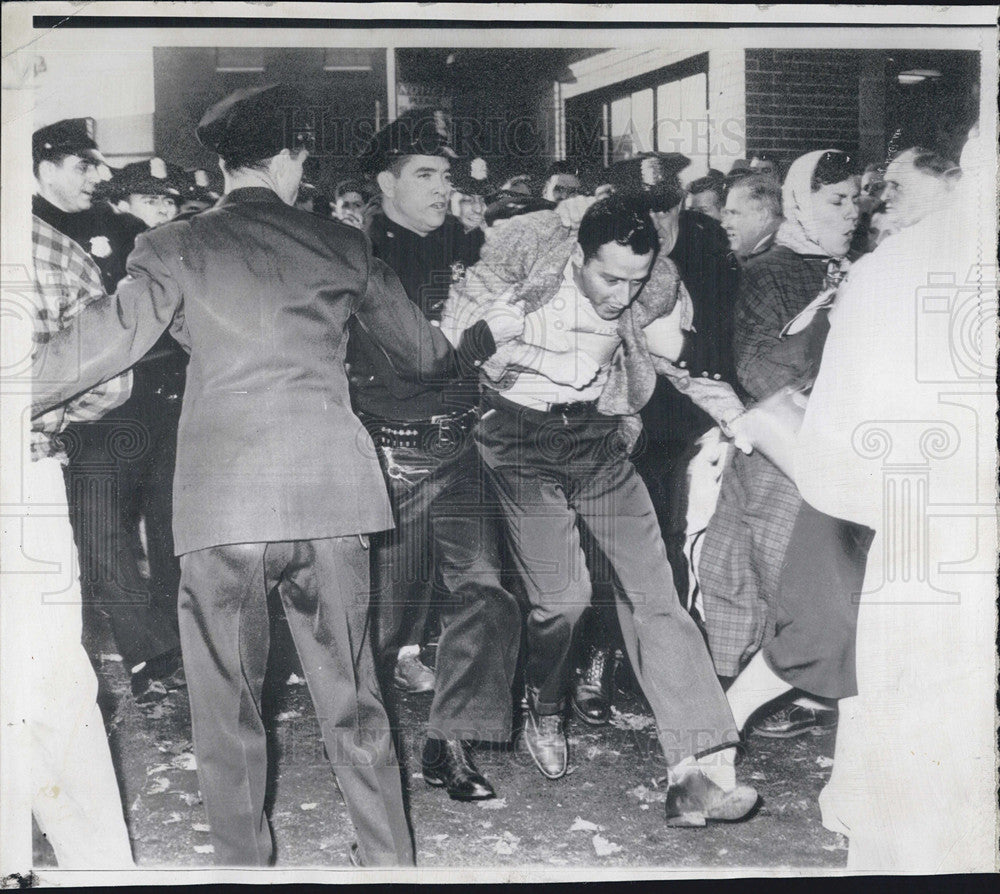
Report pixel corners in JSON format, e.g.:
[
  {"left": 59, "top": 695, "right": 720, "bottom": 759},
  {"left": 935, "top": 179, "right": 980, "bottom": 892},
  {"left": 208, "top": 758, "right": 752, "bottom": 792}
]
[
  {"left": 897, "top": 68, "right": 943, "bottom": 85},
  {"left": 215, "top": 48, "right": 264, "bottom": 73}
]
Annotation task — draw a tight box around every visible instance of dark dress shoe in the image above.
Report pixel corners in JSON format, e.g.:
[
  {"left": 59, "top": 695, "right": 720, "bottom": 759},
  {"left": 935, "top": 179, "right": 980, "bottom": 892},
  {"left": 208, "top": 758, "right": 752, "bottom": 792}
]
[
  {"left": 421, "top": 738, "right": 496, "bottom": 801},
  {"left": 522, "top": 703, "right": 568, "bottom": 780},
  {"left": 664, "top": 769, "right": 759, "bottom": 827},
  {"left": 571, "top": 645, "right": 616, "bottom": 726}
]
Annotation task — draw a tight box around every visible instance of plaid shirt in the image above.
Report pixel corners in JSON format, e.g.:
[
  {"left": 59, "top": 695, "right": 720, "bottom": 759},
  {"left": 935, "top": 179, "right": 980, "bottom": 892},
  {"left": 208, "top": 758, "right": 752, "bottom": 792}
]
[{"left": 31, "top": 213, "right": 132, "bottom": 460}]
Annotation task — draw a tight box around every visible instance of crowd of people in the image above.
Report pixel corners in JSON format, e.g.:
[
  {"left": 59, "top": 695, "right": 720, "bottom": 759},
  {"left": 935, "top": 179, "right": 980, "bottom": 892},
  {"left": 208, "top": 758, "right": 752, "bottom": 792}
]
[{"left": 22, "top": 82, "right": 993, "bottom": 874}]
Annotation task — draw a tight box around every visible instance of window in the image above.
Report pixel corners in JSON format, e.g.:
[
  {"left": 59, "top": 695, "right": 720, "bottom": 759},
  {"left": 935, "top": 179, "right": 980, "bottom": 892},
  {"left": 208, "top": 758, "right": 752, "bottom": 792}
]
[{"left": 565, "top": 54, "right": 710, "bottom": 173}]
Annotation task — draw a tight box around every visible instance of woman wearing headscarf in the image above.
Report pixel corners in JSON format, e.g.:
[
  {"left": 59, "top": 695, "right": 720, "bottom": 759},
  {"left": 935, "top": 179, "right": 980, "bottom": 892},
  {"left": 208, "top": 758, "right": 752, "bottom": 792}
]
[
  {"left": 696, "top": 151, "right": 866, "bottom": 732},
  {"left": 681, "top": 130, "right": 996, "bottom": 870}
]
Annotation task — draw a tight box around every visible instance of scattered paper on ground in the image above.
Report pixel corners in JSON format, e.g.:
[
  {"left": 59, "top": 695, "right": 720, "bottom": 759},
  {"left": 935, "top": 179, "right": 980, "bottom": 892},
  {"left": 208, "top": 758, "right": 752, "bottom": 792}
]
[
  {"left": 146, "top": 777, "right": 170, "bottom": 794},
  {"left": 608, "top": 707, "right": 655, "bottom": 731},
  {"left": 286, "top": 673, "right": 306, "bottom": 685},
  {"left": 477, "top": 797, "right": 507, "bottom": 810},
  {"left": 192, "top": 823, "right": 210, "bottom": 832},
  {"left": 193, "top": 844, "right": 215, "bottom": 854},
  {"left": 170, "top": 752, "right": 197, "bottom": 771},
  {"left": 493, "top": 832, "right": 520, "bottom": 855},
  {"left": 815, "top": 755, "right": 835, "bottom": 768},
  {"left": 300, "top": 803, "right": 318, "bottom": 811},
  {"left": 592, "top": 834, "right": 623, "bottom": 856},
  {"left": 276, "top": 710, "right": 302, "bottom": 722},
  {"left": 569, "top": 817, "right": 601, "bottom": 832}
]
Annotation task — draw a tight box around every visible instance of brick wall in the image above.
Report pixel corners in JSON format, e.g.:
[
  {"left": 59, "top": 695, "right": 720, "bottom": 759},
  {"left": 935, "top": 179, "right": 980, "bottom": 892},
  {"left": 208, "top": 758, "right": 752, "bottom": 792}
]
[{"left": 745, "top": 49, "right": 863, "bottom": 171}]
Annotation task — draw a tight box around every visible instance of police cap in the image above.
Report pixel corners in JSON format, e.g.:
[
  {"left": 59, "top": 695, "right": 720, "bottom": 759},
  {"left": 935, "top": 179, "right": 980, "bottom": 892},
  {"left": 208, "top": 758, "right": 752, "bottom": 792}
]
[
  {"left": 358, "top": 108, "right": 458, "bottom": 177},
  {"left": 196, "top": 84, "right": 314, "bottom": 167},
  {"left": 107, "top": 157, "right": 184, "bottom": 199},
  {"left": 33, "top": 119, "right": 106, "bottom": 168}
]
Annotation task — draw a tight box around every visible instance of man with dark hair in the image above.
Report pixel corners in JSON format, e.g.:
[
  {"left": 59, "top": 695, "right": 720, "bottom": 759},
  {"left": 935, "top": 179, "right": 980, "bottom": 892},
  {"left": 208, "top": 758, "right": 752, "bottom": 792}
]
[
  {"left": 722, "top": 174, "right": 784, "bottom": 262},
  {"left": 443, "top": 194, "right": 759, "bottom": 828},
  {"left": 577, "top": 172, "right": 740, "bottom": 726},
  {"left": 686, "top": 174, "right": 726, "bottom": 221},
  {"left": 351, "top": 109, "right": 523, "bottom": 803},
  {"left": 104, "top": 157, "right": 182, "bottom": 228},
  {"left": 332, "top": 178, "right": 367, "bottom": 228},
  {"left": 32, "top": 85, "right": 523, "bottom": 866}
]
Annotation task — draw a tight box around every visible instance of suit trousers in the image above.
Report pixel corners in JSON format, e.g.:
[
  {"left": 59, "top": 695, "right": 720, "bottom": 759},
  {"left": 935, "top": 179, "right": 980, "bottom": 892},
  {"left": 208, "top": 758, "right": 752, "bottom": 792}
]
[
  {"left": 178, "top": 538, "right": 414, "bottom": 867},
  {"left": 371, "top": 435, "right": 521, "bottom": 742},
  {"left": 476, "top": 399, "right": 739, "bottom": 766}
]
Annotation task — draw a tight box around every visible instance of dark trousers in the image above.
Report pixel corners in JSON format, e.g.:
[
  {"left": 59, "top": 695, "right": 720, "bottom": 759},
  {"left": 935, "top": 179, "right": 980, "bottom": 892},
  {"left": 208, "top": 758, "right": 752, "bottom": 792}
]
[
  {"left": 476, "top": 398, "right": 739, "bottom": 765},
  {"left": 765, "top": 502, "right": 874, "bottom": 699},
  {"left": 178, "top": 538, "right": 414, "bottom": 867},
  {"left": 62, "top": 405, "right": 180, "bottom": 669},
  {"left": 372, "top": 435, "right": 521, "bottom": 742}
]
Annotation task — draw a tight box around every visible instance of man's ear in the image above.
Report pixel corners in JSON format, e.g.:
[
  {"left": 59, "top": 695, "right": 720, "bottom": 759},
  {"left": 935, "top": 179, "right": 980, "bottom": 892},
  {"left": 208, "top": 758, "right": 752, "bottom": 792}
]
[
  {"left": 376, "top": 170, "right": 395, "bottom": 200},
  {"left": 570, "top": 242, "right": 585, "bottom": 268},
  {"left": 36, "top": 158, "right": 55, "bottom": 182}
]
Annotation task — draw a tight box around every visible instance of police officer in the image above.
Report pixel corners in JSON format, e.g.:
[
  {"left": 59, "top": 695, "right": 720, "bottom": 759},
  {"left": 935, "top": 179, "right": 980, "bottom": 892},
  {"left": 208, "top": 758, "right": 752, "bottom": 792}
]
[
  {"left": 352, "top": 110, "right": 522, "bottom": 802},
  {"left": 32, "top": 121, "right": 184, "bottom": 703},
  {"left": 105, "top": 157, "right": 183, "bottom": 228}
]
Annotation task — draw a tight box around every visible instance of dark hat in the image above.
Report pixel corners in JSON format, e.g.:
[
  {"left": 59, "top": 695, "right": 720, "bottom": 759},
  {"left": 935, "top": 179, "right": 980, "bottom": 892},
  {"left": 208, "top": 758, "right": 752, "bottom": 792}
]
[
  {"left": 196, "top": 84, "right": 314, "bottom": 165},
  {"left": 107, "top": 157, "right": 184, "bottom": 199},
  {"left": 33, "top": 118, "right": 106, "bottom": 167},
  {"left": 606, "top": 152, "right": 691, "bottom": 191},
  {"left": 449, "top": 156, "right": 493, "bottom": 197},
  {"left": 358, "top": 108, "right": 458, "bottom": 177},
  {"left": 483, "top": 194, "right": 556, "bottom": 227}
]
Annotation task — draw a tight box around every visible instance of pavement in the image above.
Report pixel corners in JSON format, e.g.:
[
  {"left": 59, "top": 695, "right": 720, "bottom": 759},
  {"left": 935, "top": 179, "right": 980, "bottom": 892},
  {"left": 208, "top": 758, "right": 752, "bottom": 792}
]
[{"left": 34, "top": 616, "right": 848, "bottom": 871}]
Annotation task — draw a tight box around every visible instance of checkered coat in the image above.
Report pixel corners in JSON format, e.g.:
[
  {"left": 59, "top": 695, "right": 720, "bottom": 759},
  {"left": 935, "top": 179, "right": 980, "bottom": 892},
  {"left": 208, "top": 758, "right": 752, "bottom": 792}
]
[
  {"left": 697, "top": 246, "right": 829, "bottom": 676},
  {"left": 30, "top": 213, "right": 132, "bottom": 459}
]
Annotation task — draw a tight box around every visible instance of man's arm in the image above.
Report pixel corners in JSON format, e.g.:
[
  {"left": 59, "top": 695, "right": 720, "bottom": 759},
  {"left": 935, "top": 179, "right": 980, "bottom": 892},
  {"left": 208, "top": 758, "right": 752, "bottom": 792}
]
[
  {"left": 31, "top": 232, "right": 182, "bottom": 418},
  {"left": 353, "top": 254, "right": 521, "bottom": 382}
]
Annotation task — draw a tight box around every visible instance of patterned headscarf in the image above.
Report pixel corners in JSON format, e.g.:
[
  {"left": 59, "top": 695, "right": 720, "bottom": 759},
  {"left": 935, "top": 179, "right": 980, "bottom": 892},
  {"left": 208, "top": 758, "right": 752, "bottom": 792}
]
[{"left": 776, "top": 150, "right": 851, "bottom": 260}]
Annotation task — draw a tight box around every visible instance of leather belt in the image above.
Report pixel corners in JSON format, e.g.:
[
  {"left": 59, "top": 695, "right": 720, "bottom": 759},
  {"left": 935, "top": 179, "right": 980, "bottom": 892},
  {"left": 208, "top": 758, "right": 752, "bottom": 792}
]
[
  {"left": 362, "top": 406, "right": 479, "bottom": 449},
  {"left": 484, "top": 390, "right": 599, "bottom": 422}
]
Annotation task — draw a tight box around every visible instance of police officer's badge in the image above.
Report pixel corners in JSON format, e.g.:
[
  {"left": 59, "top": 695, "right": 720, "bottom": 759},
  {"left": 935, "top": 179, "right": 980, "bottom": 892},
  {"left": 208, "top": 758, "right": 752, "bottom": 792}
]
[
  {"left": 450, "top": 260, "right": 466, "bottom": 283},
  {"left": 89, "top": 235, "right": 112, "bottom": 258}
]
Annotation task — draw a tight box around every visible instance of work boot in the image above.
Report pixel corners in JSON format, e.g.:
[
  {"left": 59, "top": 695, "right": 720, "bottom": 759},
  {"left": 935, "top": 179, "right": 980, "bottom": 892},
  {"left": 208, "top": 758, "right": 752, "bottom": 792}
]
[{"left": 571, "top": 645, "right": 616, "bottom": 726}]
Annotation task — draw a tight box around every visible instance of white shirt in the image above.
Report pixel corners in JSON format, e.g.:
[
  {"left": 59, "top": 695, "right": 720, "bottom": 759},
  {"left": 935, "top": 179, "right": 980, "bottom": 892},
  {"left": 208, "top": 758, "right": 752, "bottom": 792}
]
[{"left": 502, "top": 260, "right": 685, "bottom": 410}]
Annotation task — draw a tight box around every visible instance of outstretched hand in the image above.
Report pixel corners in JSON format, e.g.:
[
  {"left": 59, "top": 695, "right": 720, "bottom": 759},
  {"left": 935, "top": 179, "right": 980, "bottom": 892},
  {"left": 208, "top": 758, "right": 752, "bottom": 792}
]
[{"left": 556, "top": 195, "right": 597, "bottom": 229}]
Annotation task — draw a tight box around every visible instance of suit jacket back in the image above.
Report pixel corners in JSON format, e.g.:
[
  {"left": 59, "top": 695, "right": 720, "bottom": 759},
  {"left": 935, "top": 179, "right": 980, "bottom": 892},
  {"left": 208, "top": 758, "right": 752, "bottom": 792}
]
[{"left": 137, "top": 188, "right": 394, "bottom": 554}]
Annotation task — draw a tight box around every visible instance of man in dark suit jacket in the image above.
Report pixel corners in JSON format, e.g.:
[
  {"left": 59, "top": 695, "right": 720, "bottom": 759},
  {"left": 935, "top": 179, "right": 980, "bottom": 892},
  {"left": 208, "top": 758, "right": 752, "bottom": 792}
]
[{"left": 31, "top": 85, "right": 520, "bottom": 868}]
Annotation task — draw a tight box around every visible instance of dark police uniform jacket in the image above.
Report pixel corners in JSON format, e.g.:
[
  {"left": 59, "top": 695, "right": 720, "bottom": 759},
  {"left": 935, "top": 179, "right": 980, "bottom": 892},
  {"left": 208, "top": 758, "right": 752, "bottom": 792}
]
[
  {"left": 347, "top": 211, "right": 485, "bottom": 421},
  {"left": 32, "top": 187, "right": 494, "bottom": 555}
]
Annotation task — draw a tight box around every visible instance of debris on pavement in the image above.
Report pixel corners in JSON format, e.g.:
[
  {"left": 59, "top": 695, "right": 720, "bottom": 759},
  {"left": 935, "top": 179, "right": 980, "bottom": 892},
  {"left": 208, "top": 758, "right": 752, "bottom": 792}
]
[
  {"left": 477, "top": 797, "right": 507, "bottom": 810},
  {"left": 569, "top": 817, "right": 601, "bottom": 833},
  {"left": 146, "top": 777, "right": 170, "bottom": 794},
  {"left": 592, "top": 834, "right": 623, "bottom": 856},
  {"left": 608, "top": 707, "right": 655, "bottom": 731}
]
